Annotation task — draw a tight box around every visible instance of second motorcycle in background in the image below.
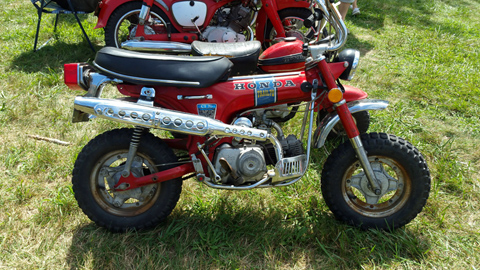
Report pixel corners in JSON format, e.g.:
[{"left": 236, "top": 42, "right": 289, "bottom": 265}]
[{"left": 94, "top": 0, "right": 322, "bottom": 51}]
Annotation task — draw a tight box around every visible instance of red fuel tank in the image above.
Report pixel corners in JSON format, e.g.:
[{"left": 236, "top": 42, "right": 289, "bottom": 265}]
[{"left": 258, "top": 39, "right": 306, "bottom": 73}]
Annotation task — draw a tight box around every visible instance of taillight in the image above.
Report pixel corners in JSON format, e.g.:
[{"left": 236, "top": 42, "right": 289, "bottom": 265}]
[{"left": 64, "top": 63, "right": 85, "bottom": 91}]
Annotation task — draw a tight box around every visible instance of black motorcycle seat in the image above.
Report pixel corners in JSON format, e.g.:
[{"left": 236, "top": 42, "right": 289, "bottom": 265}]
[
  {"left": 94, "top": 47, "right": 233, "bottom": 88},
  {"left": 191, "top": 41, "right": 261, "bottom": 76}
]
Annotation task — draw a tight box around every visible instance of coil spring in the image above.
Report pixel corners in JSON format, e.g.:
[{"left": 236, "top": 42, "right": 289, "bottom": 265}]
[{"left": 130, "top": 126, "right": 144, "bottom": 148}]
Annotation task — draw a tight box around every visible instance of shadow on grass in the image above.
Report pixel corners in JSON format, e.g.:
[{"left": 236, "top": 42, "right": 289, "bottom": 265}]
[
  {"left": 345, "top": 33, "right": 375, "bottom": 56},
  {"left": 350, "top": 0, "right": 476, "bottom": 37},
  {"left": 350, "top": 0, "right": 433, "bottom": 29},
  {"left": 10, "top": 41, "right": 98, "bottom": 73},
  {"left": 66, "top": 198, "right": 431, "bottom": 269}
]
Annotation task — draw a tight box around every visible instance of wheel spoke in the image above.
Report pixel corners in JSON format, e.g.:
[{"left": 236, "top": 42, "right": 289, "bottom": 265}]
[{"left": 265, "top": 10, "right": 317, "bottom": 47}]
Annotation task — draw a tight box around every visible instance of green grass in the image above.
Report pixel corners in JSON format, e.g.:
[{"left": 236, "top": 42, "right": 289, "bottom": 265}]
[{"left": 1, "top": 0, "right": 479, "bottom": 268}]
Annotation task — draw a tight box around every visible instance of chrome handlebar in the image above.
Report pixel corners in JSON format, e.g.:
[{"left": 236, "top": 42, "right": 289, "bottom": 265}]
[{"left": 308, "top": 0, "right": 348, "bottom": 59}]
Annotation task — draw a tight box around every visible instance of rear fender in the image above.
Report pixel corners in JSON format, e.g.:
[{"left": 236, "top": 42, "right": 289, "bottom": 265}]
[
  {"left": 95, "top": 0, "right": 171, "bottom": 29},
  {"left": 275, "top": 0, "right": 310, "bottom": 10},
  {"left": 95, "top": 0, "right": 132, "bottom": 29},
  {"left": 314, "top": 100, "right": 389, "bottom": 148}
]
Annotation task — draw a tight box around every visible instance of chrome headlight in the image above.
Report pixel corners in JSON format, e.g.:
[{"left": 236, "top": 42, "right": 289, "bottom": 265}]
[{"left": 335, "top": 49, "right": 360, "bottom": 81}]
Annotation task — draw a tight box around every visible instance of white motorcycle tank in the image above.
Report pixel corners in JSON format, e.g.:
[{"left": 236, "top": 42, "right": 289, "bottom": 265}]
[{"left": 171, "top": 1, "right": 207, "bottom": 27}]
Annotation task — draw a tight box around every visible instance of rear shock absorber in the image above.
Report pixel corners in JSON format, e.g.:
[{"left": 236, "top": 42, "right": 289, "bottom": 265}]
[
  {"left": 121, "top": 126, "right": 145, "bottom": 179},
  {"left": 119, "top": 87, "right": 156, "bottom": 179}
]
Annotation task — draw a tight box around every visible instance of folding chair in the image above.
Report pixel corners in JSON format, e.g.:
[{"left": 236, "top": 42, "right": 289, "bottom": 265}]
[{"left": 31, "top": 0, "right": 95, "bottom": 52}]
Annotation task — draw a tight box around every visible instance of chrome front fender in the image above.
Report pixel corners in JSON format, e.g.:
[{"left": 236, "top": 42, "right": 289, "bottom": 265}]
[{"left": 314, "top": 99, "right": 389, "bottom": 148}]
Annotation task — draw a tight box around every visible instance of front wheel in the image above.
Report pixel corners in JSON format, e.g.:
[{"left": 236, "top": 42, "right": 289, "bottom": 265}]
[
  {"left": 72, "top": 128, "right": 183, "bottom": 232},
  {"left": 264, "top": 8, "right": 318, "bottom": 48},
  {"left": 321, "top": 133, "right": 431, "bottom": 230}
]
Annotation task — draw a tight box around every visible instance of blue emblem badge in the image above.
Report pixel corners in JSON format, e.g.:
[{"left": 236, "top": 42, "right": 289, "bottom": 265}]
[
  {"left": 254, "top": 79, "right": 277, "bottom": 106},
  {"left": 197, "top": 104, "right": 217, "bottom": 119}
]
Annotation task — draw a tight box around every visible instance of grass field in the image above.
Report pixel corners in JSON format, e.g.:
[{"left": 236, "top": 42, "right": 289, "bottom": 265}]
[{"left": 0, "top": 0, "right": 479, "bottom": 269}]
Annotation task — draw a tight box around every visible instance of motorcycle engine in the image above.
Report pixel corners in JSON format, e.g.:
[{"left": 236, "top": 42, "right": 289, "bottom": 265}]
[
  {"left": 202, "top": 4, "right": 252, "bottom": 42},
  {"left": 213, "top": 144, "right": 267, "bottom": 185},
  {"left": 211, "top": 117, "right": 304, "bottom": 186}
]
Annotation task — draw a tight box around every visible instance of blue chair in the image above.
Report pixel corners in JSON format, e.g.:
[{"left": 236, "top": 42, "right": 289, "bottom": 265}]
[{"left": 31, "top": 0, "right": 95, "bottom": 52}]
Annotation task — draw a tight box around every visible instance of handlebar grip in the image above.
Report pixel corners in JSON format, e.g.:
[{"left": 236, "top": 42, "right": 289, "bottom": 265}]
[
  {"left": 303, "top": 9, "right": 323, "bottom": 29},
  {"left": 304, "top": 14, "right": 315, "bottom": 28}
]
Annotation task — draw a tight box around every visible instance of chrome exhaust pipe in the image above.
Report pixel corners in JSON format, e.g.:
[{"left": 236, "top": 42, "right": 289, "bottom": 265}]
[
  {"left": 121, "top": 40, "right": 192, "bottom": 53},
  {"left": 74, "top": 96, "right": 269, "bottom": 141}
]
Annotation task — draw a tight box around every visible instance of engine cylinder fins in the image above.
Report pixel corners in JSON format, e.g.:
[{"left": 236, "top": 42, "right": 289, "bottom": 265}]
[{"left": 263, "top": 134, "right": 304, "bottom": 165}]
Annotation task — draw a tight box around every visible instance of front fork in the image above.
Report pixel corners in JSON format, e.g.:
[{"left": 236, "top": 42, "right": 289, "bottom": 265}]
[
  {"left": 139, "top": 0, "right": 153, "bottom": 24},
  {"left": 317, "top": 57, "right": 382, "bottom": 194},
  {"left": 262, "top": 0, "right": 286, "bottom": 38},
  {"left": 335, "top": 101, "right": 381, "bottom": 194},
  {"left": 131, "top": 0, "right": 153, "bottom": 38}
]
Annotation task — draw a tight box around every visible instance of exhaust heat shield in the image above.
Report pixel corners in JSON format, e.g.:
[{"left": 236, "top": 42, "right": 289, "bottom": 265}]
[{"left": 73, "top": 96, "right": 269, "bottom": 141}]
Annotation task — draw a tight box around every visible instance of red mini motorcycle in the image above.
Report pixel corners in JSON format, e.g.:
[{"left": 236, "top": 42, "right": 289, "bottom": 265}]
[
  {"left": 65, "top": 0, "right": 430, "bottom": 232},
  {"left": 94, "top": 0, "right": 324, "bottom": 51}
]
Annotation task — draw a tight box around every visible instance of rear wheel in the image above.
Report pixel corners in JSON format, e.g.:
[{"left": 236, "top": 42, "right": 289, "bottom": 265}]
[
  {"left": 104, "top": 2, "right": 173, "bottom": 48},
  {"left": 72, "top": 128, "right": 183, "bottom": 232},
  {"left": 321, "top": 133, "right": 431, "bottom": 230}
]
